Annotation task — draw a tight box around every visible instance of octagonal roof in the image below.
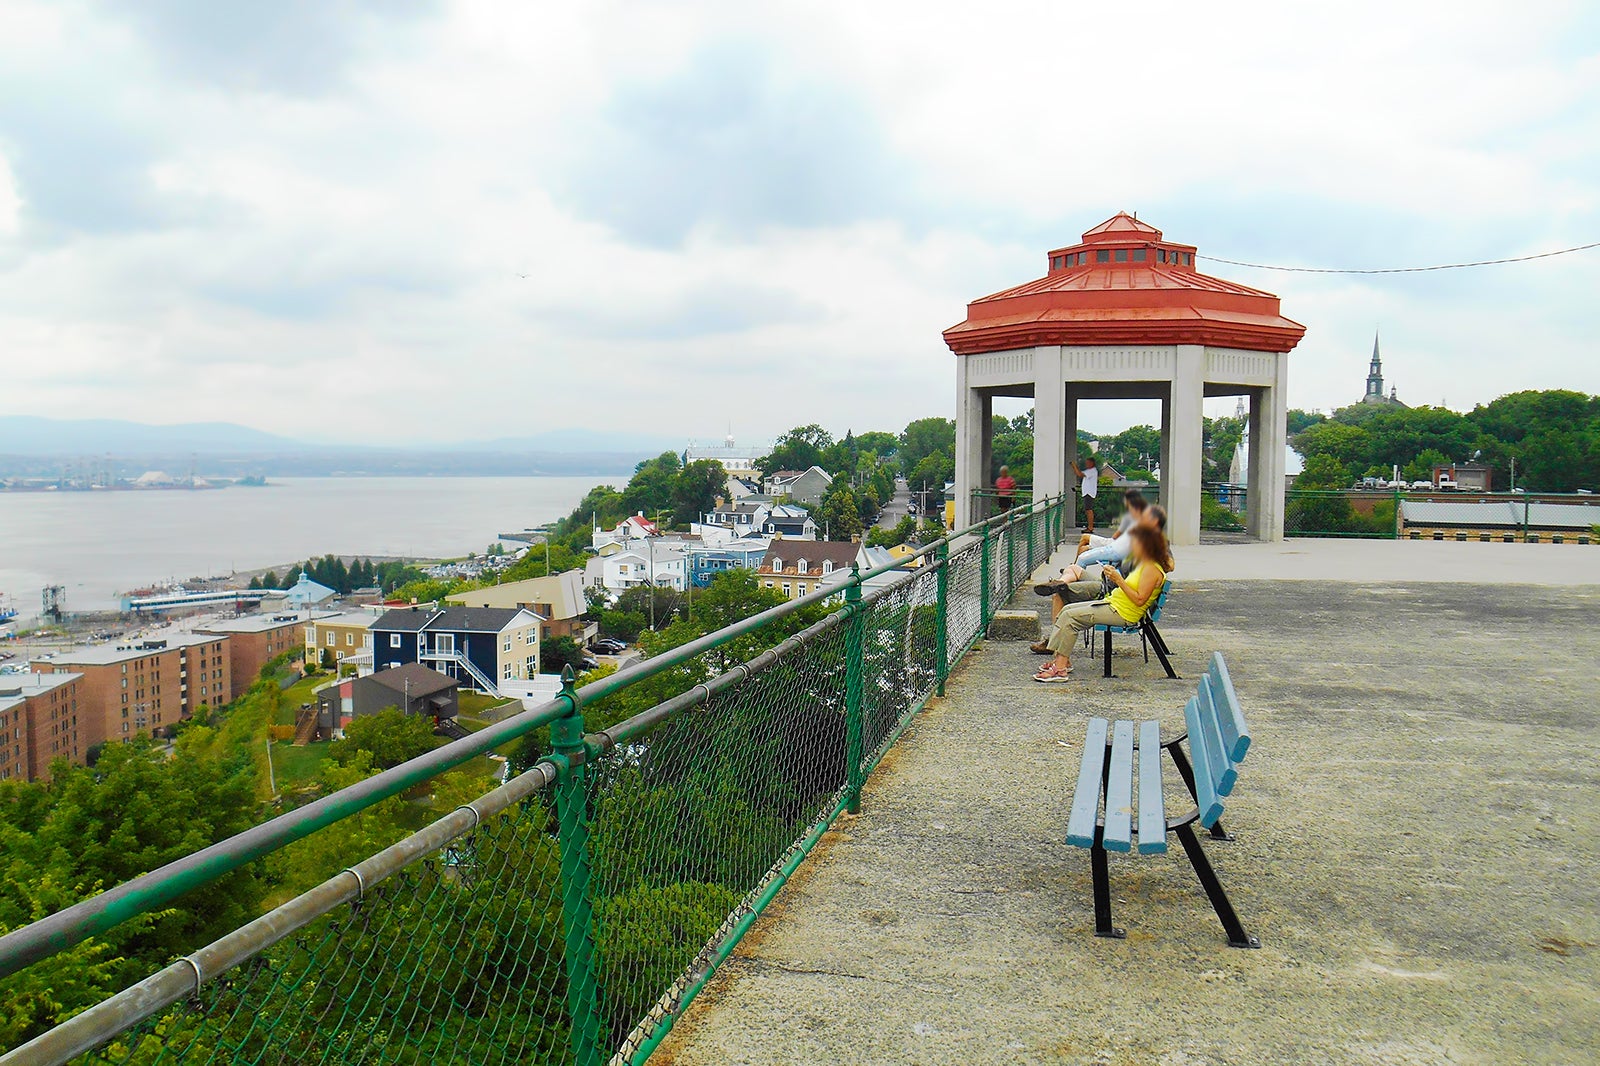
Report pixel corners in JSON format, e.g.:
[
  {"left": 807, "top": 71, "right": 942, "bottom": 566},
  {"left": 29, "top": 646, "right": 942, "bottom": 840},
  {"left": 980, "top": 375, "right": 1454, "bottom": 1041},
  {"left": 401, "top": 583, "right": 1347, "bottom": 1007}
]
[{"left": 944, "top": 213, "right": 1306, "bottom": 355}]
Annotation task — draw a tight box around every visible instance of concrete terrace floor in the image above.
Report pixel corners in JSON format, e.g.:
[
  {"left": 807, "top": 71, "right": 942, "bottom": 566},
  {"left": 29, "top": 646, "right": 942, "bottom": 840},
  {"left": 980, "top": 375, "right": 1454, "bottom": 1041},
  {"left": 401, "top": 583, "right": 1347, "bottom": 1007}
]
[{"left": 658, "top": 540, "right": 1600, "bottom": 1066}]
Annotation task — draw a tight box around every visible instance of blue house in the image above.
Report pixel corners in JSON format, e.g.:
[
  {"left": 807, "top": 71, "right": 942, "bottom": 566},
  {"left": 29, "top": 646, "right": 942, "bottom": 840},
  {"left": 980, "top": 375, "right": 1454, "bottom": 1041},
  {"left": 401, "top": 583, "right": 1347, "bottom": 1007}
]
[
  {"left": 371, "top": 605, "right": 543, "bottom": 696},
  {"left": 686, "top": 543, "right": 769, "bottom": 589}
]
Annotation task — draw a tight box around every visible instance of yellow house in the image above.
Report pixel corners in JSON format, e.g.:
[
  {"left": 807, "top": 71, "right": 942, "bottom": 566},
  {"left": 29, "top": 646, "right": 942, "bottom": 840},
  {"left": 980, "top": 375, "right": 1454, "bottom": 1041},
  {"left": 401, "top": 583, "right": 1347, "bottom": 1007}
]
[{"left": 305, "top": 613, "right": 374, "bottom": 671}]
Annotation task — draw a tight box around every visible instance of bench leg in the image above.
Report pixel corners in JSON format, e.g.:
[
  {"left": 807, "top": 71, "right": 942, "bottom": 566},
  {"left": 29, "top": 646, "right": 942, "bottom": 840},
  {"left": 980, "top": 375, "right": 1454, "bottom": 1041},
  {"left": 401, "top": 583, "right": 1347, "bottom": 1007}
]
[
  {"left": 1103, "top": 628, "right": 1113, "bottom": 677},
  {"left": 1167, "top": 742, "right": 1231, "bottom": 841},
  {"left": 1173, "top": 823, "right": 1259, "bottom": 949},
  {"left": 1143, "top": 622, "right": 1179, "bottom": 679},
  {"left": 1090, "top": 825, "right": 1125, "bottom": 940}
]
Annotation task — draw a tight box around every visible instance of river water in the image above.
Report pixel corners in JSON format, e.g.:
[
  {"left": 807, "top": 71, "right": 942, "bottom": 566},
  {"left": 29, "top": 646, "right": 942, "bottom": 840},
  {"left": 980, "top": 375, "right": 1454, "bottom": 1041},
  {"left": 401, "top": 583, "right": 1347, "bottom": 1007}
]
[{"left": 0, "top": 476, "right": 600, "bottom": 616}]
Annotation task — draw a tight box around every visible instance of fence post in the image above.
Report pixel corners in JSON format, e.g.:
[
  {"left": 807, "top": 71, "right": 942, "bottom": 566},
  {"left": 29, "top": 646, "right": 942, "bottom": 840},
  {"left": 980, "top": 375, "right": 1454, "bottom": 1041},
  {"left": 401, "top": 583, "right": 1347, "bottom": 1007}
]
[
  {"left": 551, "top": 667, "right": 605, "bottom": 1066},
  {"left": 844, "top": 567, "right": 866, "bottom": 814},
  {"left": 1005, "top": 513, "right": 1016, "bottom": 601},
  {"left": 978, "top": 524, "right": 992, "bottom": 630},
  {"left": 1523, "top": 493, "right": 1531, "bottom": 541},
  {"left": 934, "top": 541, "right": 950, "bottom": 697},
  {"left": 1393, "top": 485, "right": 1402, "bottom": 539}
]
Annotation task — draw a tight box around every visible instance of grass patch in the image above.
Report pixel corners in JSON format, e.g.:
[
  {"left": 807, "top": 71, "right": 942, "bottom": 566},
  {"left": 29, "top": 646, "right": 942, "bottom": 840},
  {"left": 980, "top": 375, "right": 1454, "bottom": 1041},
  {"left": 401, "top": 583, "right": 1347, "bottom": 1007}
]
[
  {"left": 457, "top": 692, "right": 517, "bottom": 717},
  {"left": 277, "top": 674, "right": 335, "bottom": 724},
  {"left": 269, "top": 740, "right": 334, "bottom": 789}
]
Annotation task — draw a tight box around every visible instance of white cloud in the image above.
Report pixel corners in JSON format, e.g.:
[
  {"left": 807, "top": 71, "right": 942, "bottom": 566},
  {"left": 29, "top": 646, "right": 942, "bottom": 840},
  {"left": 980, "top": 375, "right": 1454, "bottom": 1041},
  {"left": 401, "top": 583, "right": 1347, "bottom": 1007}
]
[{"left": 0, "top": 0, "right": 1597, "bottom": 444}]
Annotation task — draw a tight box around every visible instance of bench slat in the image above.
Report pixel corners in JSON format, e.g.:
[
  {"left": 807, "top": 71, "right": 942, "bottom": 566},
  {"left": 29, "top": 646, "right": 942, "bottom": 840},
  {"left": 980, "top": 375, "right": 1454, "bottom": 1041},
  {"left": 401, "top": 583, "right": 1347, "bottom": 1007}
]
[
  {"left": 1136, "top": 719, "right": 1167, "bottom": 854},
  {"left": 1195, "top": 676, "right": 1239, "bottom": 797},
  {"left": 1208, "top": 652, "right": 1251, "bottom": 762},
  {"left": 1183, "top": 696, "right": 1226, "bottom": 828},
  {"left": 1103, "top": 721, "right": 1135, "bottom": 852},
  {"left": 1065, "top": 717, "right": 1110, "bottom": 848}
]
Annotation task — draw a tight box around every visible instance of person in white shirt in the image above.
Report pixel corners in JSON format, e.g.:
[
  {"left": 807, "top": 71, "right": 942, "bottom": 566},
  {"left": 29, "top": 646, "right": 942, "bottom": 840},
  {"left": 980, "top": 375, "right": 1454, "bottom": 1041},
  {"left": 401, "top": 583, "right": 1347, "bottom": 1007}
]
[{"left": 1070, "top": 453, "right": 1100, "bottom": 533}]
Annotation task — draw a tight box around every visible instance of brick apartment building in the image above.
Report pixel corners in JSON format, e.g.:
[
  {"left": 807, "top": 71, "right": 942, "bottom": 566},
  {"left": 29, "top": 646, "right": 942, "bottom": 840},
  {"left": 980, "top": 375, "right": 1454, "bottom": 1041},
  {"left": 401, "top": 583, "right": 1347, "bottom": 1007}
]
[
  {"left": 0, "top": 672, "right": 84, "bottom": 782},
  {"left": 197, "top": 612, "right": 314, "bottom": 700},
  {"left": 35, "top": 633, "right": 231, "bottom": 749}
]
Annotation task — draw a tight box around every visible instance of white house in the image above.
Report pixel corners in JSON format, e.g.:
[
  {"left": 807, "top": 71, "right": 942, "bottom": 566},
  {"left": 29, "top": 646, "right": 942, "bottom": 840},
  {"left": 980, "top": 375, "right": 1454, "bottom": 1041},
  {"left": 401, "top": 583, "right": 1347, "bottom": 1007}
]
[
  {"left": 593, "top": 513, "right": 662, "bottom": 552},
  {"left": 762, "top": 503, "right": 819, "bottom": 540},
  {"left": 694, "top": 502, "right": 771, "bottom": 543},
  {"left": 591, "top": 541, "right": 688, "bottom": 592}
]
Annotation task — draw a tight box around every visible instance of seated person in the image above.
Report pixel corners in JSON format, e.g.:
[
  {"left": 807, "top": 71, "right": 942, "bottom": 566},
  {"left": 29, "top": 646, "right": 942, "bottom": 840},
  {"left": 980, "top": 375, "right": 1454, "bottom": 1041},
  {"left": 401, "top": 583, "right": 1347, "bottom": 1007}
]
[
  {"left": 1072, "top": 489, "right": 1146, "bottom": 558},
  {"left": 1032, "top": 505, "right": 1169, "bottom": 654},
  {"left": 1032, "top": 523, "right": 1173, "bottom": 683}
]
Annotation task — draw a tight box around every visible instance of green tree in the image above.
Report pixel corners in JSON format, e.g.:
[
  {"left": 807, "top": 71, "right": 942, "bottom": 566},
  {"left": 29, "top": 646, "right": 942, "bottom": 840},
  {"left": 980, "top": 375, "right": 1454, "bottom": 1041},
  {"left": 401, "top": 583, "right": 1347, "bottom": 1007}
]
[
  {"left": 331, "top": 708, "right": 439, "bottom": 770},
  {"left": 620, "top": 452, "right": 682, "bottom": 519},
  {"left": 1401, "top": 448, "right": 1451, "bottom": 485},
  {"left": 671, "top": 460, "right": 727, "bottom": 527},
  {"left": 540, "top": 636, "right": 587, "bottom": 674},
  {"left": 899, "top": 417, "right": 956, "bottom": 479},
  {"left": 817, "top": 484, "right": 865, "bottom": 540},
  {"left": 759, "top": 425, "right": 834, "bottom": 476}
]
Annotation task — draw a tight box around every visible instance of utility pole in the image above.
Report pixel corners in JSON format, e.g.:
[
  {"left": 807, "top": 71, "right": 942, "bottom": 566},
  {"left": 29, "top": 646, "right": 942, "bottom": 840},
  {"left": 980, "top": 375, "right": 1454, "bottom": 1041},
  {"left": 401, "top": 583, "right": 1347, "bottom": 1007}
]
[{"left": 1509, "top": 457, "right": 1516, "bottom": 493}]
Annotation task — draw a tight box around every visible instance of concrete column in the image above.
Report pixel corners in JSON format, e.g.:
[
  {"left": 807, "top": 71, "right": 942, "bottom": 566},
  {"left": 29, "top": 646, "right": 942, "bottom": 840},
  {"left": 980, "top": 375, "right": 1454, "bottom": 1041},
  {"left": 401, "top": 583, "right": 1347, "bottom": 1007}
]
[
  {"left": 1246, "top": 372, "right": 1288, "bottom": 541},
  {"left": 1158, "top": 389, "right": 1171, "bottom": 508},
  {"left": 1064, "top": 387, "right": 1079, "bottom": 520},
  {"left": 1166, "top": 346, "right": 1205, "bottom": 546},
  {"left": 954, "top": 362, "right": 991, "bottom": 530},
  {"left": 1031, "top": 347, "right": 1066, "bottom": 506}
]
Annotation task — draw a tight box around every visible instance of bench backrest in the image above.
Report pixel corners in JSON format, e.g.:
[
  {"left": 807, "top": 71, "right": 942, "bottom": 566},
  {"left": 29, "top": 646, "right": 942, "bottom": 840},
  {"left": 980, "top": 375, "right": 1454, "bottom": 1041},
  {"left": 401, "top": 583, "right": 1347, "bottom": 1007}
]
[
  {"left": 1146, "top": 579, "right": 1171, "bottom": 624},
  {"left": 1182, "top": 652, "right": 1252, "bottom": 828}
]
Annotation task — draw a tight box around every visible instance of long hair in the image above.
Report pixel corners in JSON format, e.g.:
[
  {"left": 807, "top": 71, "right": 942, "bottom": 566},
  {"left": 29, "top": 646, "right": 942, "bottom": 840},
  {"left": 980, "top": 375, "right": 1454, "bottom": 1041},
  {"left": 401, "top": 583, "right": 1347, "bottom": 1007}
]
[{"left": 1128, "top": 522, "right": 1175, "bottom": 572}]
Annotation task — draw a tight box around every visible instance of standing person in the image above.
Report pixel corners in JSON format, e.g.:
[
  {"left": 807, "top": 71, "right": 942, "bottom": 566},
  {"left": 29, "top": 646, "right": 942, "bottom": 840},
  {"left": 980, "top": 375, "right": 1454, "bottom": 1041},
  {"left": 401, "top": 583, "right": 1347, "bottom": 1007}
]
[
  {"left": 995, "top": 465, "right": 1017, "bottom": 513},
  {"left": 1031, "top": 522, "right": 1172, "bottom": 682},
  {"left": 1070, "top": 452, "right": 1100, "bottom": 533}
]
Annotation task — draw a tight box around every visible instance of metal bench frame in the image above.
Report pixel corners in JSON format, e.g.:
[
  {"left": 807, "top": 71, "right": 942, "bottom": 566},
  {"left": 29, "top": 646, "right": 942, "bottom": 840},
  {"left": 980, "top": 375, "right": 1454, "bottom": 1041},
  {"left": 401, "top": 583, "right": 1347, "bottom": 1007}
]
[{"left": 1064, "top": 652, "right": 1259, "bottom": 948}]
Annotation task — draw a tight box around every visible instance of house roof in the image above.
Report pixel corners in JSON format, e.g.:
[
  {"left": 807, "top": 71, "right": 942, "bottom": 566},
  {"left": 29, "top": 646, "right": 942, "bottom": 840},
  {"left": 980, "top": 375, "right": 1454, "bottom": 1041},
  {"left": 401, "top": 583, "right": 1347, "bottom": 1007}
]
[
  {"left": 372, "top": 606, "right": 535, "bottom": 633},
  {"left": 760, "top": 541, "right": 860, "bottom": 574},
  {"left": 367, "top": 662, "right": 459, "bottom": 698},
  {"left": 944, "top": 212, "right": 1305, "bottom": 355}
]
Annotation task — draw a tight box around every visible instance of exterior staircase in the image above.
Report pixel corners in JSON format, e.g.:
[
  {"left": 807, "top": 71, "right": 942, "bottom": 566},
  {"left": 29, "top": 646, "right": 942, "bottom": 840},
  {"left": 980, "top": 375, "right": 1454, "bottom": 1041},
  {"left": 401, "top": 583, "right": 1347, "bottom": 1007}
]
[{"left": 292, "top": 705, "right": 319, "bottom": 746}]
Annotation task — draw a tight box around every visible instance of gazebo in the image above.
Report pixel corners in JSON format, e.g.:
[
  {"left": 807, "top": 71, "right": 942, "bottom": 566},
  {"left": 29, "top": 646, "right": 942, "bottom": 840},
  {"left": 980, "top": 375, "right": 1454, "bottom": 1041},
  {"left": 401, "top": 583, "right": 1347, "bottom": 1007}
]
[{"left": 943, "top": 212, "right": 1306, "bottom": 544}]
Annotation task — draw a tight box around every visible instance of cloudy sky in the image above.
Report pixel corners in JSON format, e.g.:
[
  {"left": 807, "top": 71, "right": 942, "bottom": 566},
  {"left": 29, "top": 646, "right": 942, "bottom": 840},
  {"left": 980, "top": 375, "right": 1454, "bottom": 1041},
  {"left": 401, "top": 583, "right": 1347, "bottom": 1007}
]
[{"left": 2, "top": 1, "right": 1597, "bottom": 446}]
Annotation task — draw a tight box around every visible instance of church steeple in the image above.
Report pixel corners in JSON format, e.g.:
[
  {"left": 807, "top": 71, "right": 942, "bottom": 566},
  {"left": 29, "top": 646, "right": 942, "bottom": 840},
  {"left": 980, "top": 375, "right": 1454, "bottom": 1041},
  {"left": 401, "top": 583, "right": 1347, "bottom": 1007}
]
[{"left": 1366, "top": 331, "right": 1384, "bottom": 398}]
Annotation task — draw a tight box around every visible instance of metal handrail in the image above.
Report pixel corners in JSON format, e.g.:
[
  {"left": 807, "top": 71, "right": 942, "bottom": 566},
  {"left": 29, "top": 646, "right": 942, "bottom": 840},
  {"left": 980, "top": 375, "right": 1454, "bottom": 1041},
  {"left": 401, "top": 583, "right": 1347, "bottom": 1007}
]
[{"left": 0, "top": 493, "right": 1061, "bottom": 982}]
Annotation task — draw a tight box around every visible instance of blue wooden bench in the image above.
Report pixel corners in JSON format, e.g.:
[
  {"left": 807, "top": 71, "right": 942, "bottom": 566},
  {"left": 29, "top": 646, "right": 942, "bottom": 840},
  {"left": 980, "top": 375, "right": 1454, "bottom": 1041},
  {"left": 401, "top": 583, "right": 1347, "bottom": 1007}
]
[
  {"left": 1064, "top": 652, "right": 1258, "bottom": 947},
  {"left": 1086, "top": 579, "right": 1177, "bottom": 679}
]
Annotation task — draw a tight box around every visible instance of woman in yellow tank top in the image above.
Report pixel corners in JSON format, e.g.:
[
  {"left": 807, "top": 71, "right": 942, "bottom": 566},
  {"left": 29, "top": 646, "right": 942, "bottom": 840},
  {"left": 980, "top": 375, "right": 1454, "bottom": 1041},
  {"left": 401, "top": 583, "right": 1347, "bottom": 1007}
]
[{"left": 1033, "top": 524, "right": 1173, "bottom": 683}]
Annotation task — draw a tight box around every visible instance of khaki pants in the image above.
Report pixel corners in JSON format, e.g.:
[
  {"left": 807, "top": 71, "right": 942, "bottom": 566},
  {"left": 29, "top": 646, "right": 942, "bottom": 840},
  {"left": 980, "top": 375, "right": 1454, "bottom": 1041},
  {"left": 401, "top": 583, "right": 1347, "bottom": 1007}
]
[{"left": 1046, "top": 600, "right": 1128, "bottom": 655}]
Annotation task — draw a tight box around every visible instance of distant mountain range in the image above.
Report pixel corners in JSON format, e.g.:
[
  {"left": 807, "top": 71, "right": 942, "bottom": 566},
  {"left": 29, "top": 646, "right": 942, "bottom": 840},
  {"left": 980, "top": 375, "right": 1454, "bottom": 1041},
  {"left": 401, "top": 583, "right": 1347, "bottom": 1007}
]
[{"left": 0, "top": 416, "right": 686, "bottom": 478}]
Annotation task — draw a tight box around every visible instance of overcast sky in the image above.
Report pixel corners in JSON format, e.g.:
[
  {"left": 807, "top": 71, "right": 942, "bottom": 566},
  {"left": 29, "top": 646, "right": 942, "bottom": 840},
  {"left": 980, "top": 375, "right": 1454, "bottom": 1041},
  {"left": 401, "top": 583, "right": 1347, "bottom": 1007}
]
[{"left": 2, "top": 1, "right": 1597, "bottom": 446}]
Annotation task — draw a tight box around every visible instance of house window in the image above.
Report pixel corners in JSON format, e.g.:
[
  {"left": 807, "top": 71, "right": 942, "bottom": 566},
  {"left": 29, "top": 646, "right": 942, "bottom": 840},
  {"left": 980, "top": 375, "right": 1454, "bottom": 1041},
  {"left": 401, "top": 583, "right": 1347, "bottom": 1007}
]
[
  {"left": 326, "top": 633, "right": 335, "bottom": 646},
  {"left": 526, "top": 655, "right": 536, "bottom": 673},
  {"left": 782, "top": 583, "right": 792, "bottom": 598},
  {"left": 770, "top": 557, "right": 781, "bottom": 571},
  {"left": 526, "top": 631, "right": 536, "bottom": 644},
  {"left": 1096, "top": 249, "right": 1110, "bottom": 263},
  {"left": 305, "top": 627, "right": 316, "bottom": 643},
  {"left": 1114, "top": 248, "right": 1128, "bottom": 262},
  {"left": 1183, "top": 253, "right": 1193, "bottom": 266},
  {"left": 1132, "top": 248, "right": 1146, "bottom": 262},
  {"left": 765, "top": 581, "right": 774, "bottom": 588},
  {"left": 390, "top": 634, "right": 402, "bottom": 648},
  {"left": 797, "top": 560, "right": 807, "bottom": 574},
  {"left": 346, "top": 633, "right": 354, "bottom": 646},
  {"left": 503, "top": 664, "right": 512, "bottom": 680},
  {"left": 503, "top": 637, "right": 511, "bottom": 652},
  {"left": 822, "top": 561, "right": 833, "bottom": 574},
  {"left": 336, "top": 651, "right": 344, "bottom": 660}
]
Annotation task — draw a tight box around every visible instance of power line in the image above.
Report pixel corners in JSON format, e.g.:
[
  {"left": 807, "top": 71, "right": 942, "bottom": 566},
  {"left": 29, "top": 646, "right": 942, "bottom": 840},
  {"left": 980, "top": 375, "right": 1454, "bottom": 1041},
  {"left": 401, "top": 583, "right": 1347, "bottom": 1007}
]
[{"left": 1196, "top": 241, "right": 1600, "bottom": 275}]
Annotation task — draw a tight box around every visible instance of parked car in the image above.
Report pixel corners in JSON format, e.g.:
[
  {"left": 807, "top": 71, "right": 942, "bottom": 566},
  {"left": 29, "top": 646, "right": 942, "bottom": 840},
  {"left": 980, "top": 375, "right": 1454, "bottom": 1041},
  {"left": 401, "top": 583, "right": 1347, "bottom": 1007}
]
[
  {"left": 1410, "top": 480, "right": 1433, "bottom": 490},
  {"left": 1437, "top": 478, "right": 1458, "bottom": 491}
]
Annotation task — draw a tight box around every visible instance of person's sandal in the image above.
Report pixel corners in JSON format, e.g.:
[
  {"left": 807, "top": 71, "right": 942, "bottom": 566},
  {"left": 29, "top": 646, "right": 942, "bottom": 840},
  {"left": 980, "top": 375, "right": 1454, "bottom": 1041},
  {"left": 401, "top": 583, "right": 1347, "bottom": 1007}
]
[{"left": 1033, "top": 664, "right": 1072, "bottom": 683}]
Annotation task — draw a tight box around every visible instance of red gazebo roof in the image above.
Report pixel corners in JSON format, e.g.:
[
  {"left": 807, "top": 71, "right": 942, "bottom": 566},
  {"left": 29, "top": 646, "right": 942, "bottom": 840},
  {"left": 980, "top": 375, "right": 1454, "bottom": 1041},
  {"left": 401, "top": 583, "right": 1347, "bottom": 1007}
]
[{"left": 943, "top": 213, "right": 1306, "bottom": 355}]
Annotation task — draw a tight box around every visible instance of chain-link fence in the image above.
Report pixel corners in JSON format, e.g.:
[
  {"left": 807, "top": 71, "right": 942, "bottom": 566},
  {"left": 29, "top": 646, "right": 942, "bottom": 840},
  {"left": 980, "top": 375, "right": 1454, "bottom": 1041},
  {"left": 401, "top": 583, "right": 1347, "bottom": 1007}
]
[{"left": 1, "top": 497, "right": 1072, "bottom": 1066}]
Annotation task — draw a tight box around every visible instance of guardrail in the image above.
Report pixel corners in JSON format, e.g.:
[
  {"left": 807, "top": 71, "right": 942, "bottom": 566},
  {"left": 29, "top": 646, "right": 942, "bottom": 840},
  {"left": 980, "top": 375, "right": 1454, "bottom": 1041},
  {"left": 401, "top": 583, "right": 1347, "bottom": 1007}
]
[{"left": 1, "top": 494, "right": 1073, "bottom": 1065}]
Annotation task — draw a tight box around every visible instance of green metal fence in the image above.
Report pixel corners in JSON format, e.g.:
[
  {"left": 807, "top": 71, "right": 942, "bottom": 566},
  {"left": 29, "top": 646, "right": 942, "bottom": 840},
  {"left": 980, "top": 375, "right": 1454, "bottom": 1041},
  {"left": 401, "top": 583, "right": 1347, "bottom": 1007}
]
[{"left": 0, "top": 495, "right": 1073, "bottom": 1066}]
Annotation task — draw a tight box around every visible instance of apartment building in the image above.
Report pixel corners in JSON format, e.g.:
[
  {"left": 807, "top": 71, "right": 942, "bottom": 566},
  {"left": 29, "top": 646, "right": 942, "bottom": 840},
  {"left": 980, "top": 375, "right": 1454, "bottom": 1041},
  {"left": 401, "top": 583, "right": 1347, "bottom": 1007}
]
[
  {"left": 0, "top": 672, "right": 84, "bottom": 782},
  {"left": 35, "top": 633, "right": 231, "bottom": 748},
  {"left": 197, "top": 613, "right": 315, "bottom": 699}
]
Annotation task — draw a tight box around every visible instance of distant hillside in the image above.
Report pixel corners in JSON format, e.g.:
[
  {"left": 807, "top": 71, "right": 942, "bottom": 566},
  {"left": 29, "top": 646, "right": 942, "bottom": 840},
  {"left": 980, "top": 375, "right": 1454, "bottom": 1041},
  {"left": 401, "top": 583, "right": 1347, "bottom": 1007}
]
[
  {"left": 0, "top": 416, "right": 665, "bottom": 478},
  {"left": 0, "top": 416, "right": 299, "bottom": 456}
]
